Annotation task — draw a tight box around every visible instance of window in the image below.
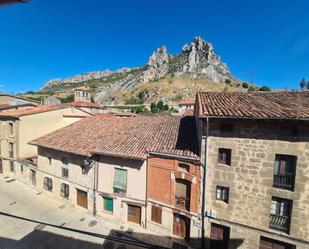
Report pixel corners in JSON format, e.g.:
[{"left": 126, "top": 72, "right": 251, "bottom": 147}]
[
  {"left": 113, "top": 168, "right": 127, "bottom": 195},
  {"left": 103, "top": 197, "right": 113, "bottom": 213},
  {"left": 9, "top": 161, "right": 14, "bottom": 172},
  {"left": 48, "top": 157, "right": 51, "bottom": 165},
  {"left": 43, "top": 177, "right": 53, "bottom": 191},
  {"left": 216, "top": 186, "right": 229, "bottom": 203},
  {"left": 269, "top": 197, "right": 292, "bottom": 233},
  {"left": 218, "top": 148, "right": 231, "bottom": 165},
  {"left": 151, "top": 205, "right": 162, "bottom": 224},
  {"left": 175, "top": 179, "right": 190, "bottom": 210},
  {"left": 62, "top": 168, "right": 69, "bottom": 178},
  {"left": 20, "top": 164, "right": 23, "bottom": 173},
  {"left": 273, "top": 154, "right": 296, "bottom": 191},
  {"left": 62, "top": 157, "right": 68, "bottom": 165},
  {"left": 220, "top": 124, "right": 234, "bottom": 133},
  {"left": 179, "top": 163, "right": 190, "bottom": 173},
  {"left": 260, "top": 236, "right": 295, "bottom": 249},
  {"left": 9, "top": 123, "right": 13, "bottom": 134},
  {"left": 9, "top": 142, "right": 14, "bottom": 158},
  {"left": 60, "top": 183, "right": 69, "bottom": 198}
]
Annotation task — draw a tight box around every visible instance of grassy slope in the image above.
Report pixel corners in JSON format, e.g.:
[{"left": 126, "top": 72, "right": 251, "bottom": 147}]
[{"left": 20, "top": 75, "right": 247, "bottom": 105}]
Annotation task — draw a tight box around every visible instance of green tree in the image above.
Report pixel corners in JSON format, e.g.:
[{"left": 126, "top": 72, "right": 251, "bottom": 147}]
[
  {"left": 259, "top": 86, "right": 271, "bottom": 92},
  {"left": 157, "top": 100, "right": 164, "bottom": 111},
  {"left": 242, "top": 82, "right": 249, "bottom": 88},
  {"left": 150, "top": 102, "right": 158, "bottom": 113},
  {"left": 300, "top": 78, "right": 306, "bottom": 90},
  {"left": 163, "top": 104, "right": 169, "bottom": 111}
]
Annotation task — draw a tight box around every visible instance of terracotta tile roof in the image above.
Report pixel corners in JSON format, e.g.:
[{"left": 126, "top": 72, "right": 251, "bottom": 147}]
[
  {"left": 179, "top": 100, "right": 195, "bottom": 105},
  {"left": 30, "top": 115, "right": 199, "bottom": 160},
  {"left": 197, "top": 91, "right": 309, "bottom": 120},
  {"left": 0, "top": 103, "right": 38, "bottom": 111},
  {"left": 0, "top": 105, "right": 66, "bottom": 118},
  {"left": 65, "top": 101, "right": 103, "bottom": 109}
]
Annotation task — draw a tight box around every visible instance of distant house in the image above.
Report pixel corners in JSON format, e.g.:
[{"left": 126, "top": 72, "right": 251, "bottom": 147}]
[
  {"left": 0, "top": 93, "right": 39, "bottom": 106},
  {"left": 178, "top": 100, "right": 195, "bottom": 115},
  {"left": 64, "top": 87, "right": 104, "bottom": 114},
  {"left": 0, "top": 105, "right": 91, "bottom": 186},
  {"left": 43, "top": 96, "right": 62, "bottom": 106}
]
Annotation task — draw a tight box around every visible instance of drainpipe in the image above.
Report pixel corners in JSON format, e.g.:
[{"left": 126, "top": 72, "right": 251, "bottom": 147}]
[
  {"left": 92, "top": 158, "right": 98, "bottom": 216},
  {"left": 201, "top": 117, "right": 209, "bottom": 249},
  {"left": 145, "top": 157, "right": 148, "bottom": 229}
]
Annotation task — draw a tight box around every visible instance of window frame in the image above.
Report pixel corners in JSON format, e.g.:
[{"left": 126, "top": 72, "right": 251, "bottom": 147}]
[
  {"left": 43, "top": 177, "right": 53, "bottom": 191},
  {"left": 60, "top": 183, "right": 69, "bottom": 198},
  {"left": 103, "top": 197, "right": 113, "bottom": 213},
  {"left": 216, "top": 186, "right": 229, "bottom": 203},
  {"left": 62, "top": 167, "right": 69, "bottom": 178},
  {"left": 113, "top": 168, "right": 127, "bottom": 195},
  {"left": 151, "top": 205, "right": 162, "bottom": 224},
  {"left": 218, "top": 148, "right": 232, "bottom": 166}
]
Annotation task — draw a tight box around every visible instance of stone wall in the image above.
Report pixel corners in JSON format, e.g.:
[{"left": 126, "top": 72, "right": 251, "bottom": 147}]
[{"left": 200, "top": 118, "right": 309, "bottom": 248}]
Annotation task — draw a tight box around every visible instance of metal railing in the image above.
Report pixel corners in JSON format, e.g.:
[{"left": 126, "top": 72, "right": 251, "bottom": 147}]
[
  {"left": 273, "top": 173, "right": 295, "bottom": 190},
  {"left": 175, "top": 195, "right": 190, "bottom": 211},
  {"left": 269, "top": 213, "right": 290, "bottom": 233}
]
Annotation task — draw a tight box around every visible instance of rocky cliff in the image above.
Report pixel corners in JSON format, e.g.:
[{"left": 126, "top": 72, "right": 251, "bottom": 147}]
[{"left": 42, "top": 36, "right": 240, "bottom": 104}]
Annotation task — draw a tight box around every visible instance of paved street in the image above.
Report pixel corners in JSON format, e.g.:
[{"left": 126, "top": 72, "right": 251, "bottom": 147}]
[{"left": 0, "top": 176, "right": 174, "bottom": 249}]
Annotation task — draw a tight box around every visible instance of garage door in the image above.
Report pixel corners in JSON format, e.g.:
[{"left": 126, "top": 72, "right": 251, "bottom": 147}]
[
  {"left": 77, "top": 189, "right": 88, "bottom": 209},
  {"left": 259, "top": 237, "right": 295, "bottom": 249}
]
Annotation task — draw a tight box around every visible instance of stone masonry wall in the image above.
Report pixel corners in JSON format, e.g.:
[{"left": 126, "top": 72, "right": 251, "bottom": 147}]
[{"left": 200, "top": 119, "right": 309, "bottom": 248}]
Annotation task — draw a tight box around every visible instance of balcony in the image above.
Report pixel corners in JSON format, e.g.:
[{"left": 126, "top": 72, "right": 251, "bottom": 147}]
[
  {"left": 269, "top": 213, "right": 290, "bottom": 233},
  {"left": 175, "top": 195, "right": 190, "bottom": 211},
  {"left": 273, "top": 173, "right": 295, "bottom": 191}
]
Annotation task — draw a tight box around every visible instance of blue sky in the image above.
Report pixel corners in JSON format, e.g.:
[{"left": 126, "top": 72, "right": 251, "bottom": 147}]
[{"left": 0, "top": 0, "right": 308, "bottom": 93}]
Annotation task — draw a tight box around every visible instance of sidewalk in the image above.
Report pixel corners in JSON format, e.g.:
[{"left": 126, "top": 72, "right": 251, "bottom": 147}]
[{"left": 0, "top": 175, "right": 192, "bottom": 249}]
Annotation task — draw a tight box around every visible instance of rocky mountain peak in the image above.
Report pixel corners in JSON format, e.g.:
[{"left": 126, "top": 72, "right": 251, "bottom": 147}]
[{"left": 143, "top": 46, "right": 169, "bottom": 82}]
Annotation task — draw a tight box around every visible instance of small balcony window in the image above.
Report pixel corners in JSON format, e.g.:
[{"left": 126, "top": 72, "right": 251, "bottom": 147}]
[
  {"left": 273, "top": 155, "right": 296, "bottom": 191},
  {"left": 113, "top": 168, "right": 127, "bottom": 195},
  {"left": 269, "top": 197, "right": 292, "bottom": 233},
  {"left": 151, "top": 205, "right": 162, "bottom": 224}
]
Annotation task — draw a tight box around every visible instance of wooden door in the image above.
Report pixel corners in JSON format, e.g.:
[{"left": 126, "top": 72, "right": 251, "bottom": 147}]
[
  {"left": 0, "top": 159, "right": 3, "bottom": 174},
  {"left": 210, "top": 223, "right": 230, "bottom": 249},
  {"left": 77, "top": 189, "right": 88, "bottom": 209},
  {"left": 30, "top": 170, "right": 36, "bottom": 186},
  {"left": 127, "top": 204, "right": 141, "bottom": 224},
  {"left": 173, "top": 213, "right": 190, "bottom": 239}
]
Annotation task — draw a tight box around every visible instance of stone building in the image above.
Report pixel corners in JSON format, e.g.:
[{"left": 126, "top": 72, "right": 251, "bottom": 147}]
[
  {"left": 74, "top": 86, "right": 91, "bottom": 102},
  {"left": 0, "top": 105, "right": 91, "bottom": 187},
  {"left": 195, "top": 91, "right": 309, "bottom": 249},
  {"left": 29, "top": 115, "right": 200, "bottom": 247}
]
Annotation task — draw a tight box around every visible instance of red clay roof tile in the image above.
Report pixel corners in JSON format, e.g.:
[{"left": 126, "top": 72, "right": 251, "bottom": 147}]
[
  {"left": 30, "top": 115, "right": 199, "bottom": 160},
  {"left": 197, "top": 91, "right": 309, "bottom": 120}
]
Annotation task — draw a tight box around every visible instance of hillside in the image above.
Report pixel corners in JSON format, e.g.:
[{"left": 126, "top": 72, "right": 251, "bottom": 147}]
[{"left": 40, "top": 36, "right": 253, "bottom": 105}]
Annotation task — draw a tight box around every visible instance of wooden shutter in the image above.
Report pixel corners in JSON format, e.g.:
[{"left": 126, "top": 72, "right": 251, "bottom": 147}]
[
  {"left": 113, "top": 169, "right": 127, "bottom": 192},
  {"left": 151, "top": 205, "right": 162, "bottom": 224}
]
